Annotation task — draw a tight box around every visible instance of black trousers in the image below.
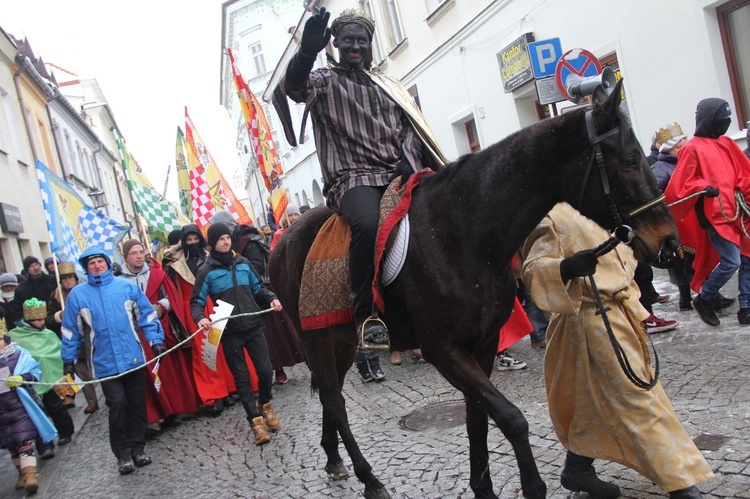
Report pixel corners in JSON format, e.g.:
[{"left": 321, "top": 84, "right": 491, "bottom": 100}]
[
  {"left": 340, "top": 186, "right": 386, "bottom": 323},
  {"left": 43, "top": 390, "right": 74, "bottom": 438},
  {"left": 101, "top": 369, "right": 147, "bottom": 459},
  {"left": 633, "top": 262, "right": 656, "bottom": 314},
  {"left": 221, "top": 325, "right": 273, "bottom": 420},
  {"left": 36, "top": 389, "right": 75, "bottom": 453}
]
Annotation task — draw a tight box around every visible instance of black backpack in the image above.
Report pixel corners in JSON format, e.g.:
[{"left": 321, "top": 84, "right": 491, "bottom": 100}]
[{"left": 232, "top": 225, "right": 271, "bottom": 281}]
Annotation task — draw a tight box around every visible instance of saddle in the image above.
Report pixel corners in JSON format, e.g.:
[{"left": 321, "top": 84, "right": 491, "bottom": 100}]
[{"left": 298, "top": 170, "right": 434, "bottom": 330}]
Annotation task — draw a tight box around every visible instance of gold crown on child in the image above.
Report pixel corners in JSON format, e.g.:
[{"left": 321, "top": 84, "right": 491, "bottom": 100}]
[{"left": 656, "top": 122, "right": 684, "bottom": 145}]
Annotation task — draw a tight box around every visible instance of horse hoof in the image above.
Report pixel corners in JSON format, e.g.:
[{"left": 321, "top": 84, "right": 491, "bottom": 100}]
[
  {"left": 324, "top": 462, "right": 350, "bottom": 480},
  {"left": 363, "top": 487, "right": 391, "bottom": 499}
]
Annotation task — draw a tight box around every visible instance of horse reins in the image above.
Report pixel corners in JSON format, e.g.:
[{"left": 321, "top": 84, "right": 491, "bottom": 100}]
[
  {"left": 577, "top": 110, "right": 664, "bottom": 390},
  {"left": 578, "top": 110, "right": 666, "bottom": 238}
]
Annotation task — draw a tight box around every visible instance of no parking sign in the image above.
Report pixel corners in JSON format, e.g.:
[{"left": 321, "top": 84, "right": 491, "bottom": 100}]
[{"left": 555, "top": 49, "right": 602, "bottom": 101}]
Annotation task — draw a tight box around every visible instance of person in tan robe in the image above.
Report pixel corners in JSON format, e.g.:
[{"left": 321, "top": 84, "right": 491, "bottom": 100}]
[{"left": 522, "top": 202, "right": 713, "bottom": 499}]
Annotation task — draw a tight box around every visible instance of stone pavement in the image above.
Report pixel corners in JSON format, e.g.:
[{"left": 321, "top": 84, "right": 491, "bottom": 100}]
[{"left": 3, "top": 269, "right": 750, "bottom": 498}]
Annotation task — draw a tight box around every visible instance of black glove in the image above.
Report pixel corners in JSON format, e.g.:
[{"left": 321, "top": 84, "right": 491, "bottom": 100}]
[
  {"left": 63, "top": 362, "right": 76, "bottom": 377},
  {"left": 151, "top": 343, "right": 166, "bottom": 356},
  {"left": 300, "top": 7, "right": 331, "bottom": 57},
  {"left": 703, "top": 185, "right": 719, "bottom": 198},
  {"left": 560, "top": 249, "right": 599, "bottom": 282}
]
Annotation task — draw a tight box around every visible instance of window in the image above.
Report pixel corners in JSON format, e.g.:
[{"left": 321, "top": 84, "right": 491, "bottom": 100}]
[
  {"left": 358, "top": 0, "right": 385, "bottom": 64},
  {"left": 250, "top": 42, "right": 267, "bottom": 77},
  {"left": 385, "top": 0, "right": 405, "bottom": 47},
  {"left": 1, "top": 87, "right": 26, "bottom": 162},
  {"left": 465, "top": 120, "right": 481, "bottom": 153},
  {"left": 718, "top": 0, "right": 750, "bottom": 126},
  {"left": 373, "top": 0, "right": 406, "bottom": 51}
]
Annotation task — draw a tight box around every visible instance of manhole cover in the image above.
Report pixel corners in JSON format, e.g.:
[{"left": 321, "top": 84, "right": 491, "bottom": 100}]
[
  {"left": 693, "top": 433, "right": 730, "bottom": 451},
  {"left": 400, "top": 401, "right": 465, "bottom": 431}
]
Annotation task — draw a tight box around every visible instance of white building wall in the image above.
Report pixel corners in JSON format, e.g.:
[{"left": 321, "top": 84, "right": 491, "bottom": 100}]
[
  {"left": 0, "top": 33, "right": 50, "bottom": 273},
  {"left": 395, "top": 0, "right": 747, "bottom": 158}
]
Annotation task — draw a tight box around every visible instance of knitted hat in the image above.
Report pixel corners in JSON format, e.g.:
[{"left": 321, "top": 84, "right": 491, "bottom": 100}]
[
  {"left": 58, "top": 262, "right": 77, "bottom": 278},
  {"left": 22, "top": 298, "right": 47, "bottom": 321},
  {"left": 122, "top": 239, "right": 145, "bottom": 258},
  {"left": 23, "top": 256, "right": 40, "bottom": 272},
  {"left": 44, "top": 256, "right": 55, "bottom": 267},
  {"left": 657, "top": 122, "right": 687, "bottom": 153},
  {"left": 207, "top": 222, "right": 232, "bottom": 248},
  {"left": 0, "top": 273, "right": 18, "bottom": 288},
  {"left": 208, "top": 210, "right": 237, "bottom": 229},
  {"left": 286, "top": 204, "right": 301, "bottom": 216},
  {"left": 167, "top": 229, "right": 182, "bottom": 246}
]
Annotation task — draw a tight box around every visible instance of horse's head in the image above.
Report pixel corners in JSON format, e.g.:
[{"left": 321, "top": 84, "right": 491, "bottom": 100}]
[{"left": 568, "top": 79, "right": 678, "bottom": 262}]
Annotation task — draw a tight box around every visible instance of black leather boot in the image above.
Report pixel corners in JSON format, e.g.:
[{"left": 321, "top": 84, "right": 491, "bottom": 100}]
[
  {"left": 669, "top": 485, "right": 703, "bottom": 498},
  {"left": 560, "top": 451, "right": 621, "bottom": 499}
]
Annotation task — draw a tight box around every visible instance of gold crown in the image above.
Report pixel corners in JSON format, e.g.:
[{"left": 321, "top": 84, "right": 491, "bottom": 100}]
[
  {"left": 58, "top": 262, "right": 76, "bottom": 276},
  {"left": 0, "top": 317, "right": 6, "bottom": 335},
  {"left": 656, "top": 122, "right": 684, "bottom": 145},
  {"left": 22, "top": 298, "right": 47, "bottom": 321}
]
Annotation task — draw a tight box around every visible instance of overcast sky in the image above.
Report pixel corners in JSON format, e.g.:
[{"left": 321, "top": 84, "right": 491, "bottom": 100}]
[{"left": 0, "top": 0, "right": 243, "bottom": 203}]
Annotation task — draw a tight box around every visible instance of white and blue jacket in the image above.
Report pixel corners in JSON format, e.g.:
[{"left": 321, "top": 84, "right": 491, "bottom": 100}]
[{"left": 61, "top": 247, "right": 164, "bottom": 378}]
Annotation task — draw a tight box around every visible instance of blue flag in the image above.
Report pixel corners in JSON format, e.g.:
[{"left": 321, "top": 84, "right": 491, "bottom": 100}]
[{"left": 35, "top": 161, "right": 129, "bottom": 275}]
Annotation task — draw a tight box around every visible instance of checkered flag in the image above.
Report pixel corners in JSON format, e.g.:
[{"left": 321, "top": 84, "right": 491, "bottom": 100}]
[
  {"left": 130, "top": 182, "right": 181, "bottom": 236},
  {"left": 35, "top": 161, "right": 129, "bottom": 276},
  {"left": 190, "top": 165, "right": 216, "bottom": 230}
]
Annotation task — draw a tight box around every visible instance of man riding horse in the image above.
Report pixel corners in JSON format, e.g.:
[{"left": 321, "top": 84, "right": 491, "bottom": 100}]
[{"left": 274, "top": 7, "right": 446, "bottom": 349}]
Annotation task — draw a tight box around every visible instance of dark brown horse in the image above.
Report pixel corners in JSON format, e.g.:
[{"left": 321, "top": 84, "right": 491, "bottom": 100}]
[{"left": 268, "top": 80, "right": 678, "bottom": 499}]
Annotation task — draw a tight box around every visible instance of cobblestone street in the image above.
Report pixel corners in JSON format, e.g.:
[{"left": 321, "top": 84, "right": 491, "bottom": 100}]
[{"left": 3, "top": 270, "right": 750, "bottom": 498}]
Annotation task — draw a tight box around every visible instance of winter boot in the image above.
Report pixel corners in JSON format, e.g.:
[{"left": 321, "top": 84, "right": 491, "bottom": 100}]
[
  {"left": 250, "top": 416, "right": 271, "bottom": 445},
  {"left": 738, "top": 308, "right": 750, "bottom": 326},
  {"left": 560, "top": 451, "right": 620, "bottom": 499},
  {"left": 678, "top": 285, "right": 693, "bottom": 311},
  {"left": 21, "top": 466, "right": 38, "bottom": 494},
  {"left": 260, "top": 402, "right": 280, "bottom": 432},
  {"left": 13, "top": 461, "right": 24, "bottom": 489},
  {"left": 669, "top": 485, "right": 703, "bottom": 498}
]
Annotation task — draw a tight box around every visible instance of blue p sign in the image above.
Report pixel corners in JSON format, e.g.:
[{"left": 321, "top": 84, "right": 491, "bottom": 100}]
[{"left": 529, "top": 38, "right": 562, "bottom": 78}]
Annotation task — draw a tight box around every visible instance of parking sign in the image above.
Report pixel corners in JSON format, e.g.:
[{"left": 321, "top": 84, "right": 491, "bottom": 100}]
[{"left": 528, "top": 38, "right": 562, "bottom": 78}]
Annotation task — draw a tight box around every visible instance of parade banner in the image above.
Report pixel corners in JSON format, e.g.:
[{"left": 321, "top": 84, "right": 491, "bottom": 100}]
[
  {"left": 35, "top": 161, "right": 129, "bottom": 275},
  {"left": 228, "top": 48, "right": 288, "bottom": 224},
  {"left": 114, "top": 131, "right": 188, "bottom": 243},
  {"left": 184, "top": 107, "right": 251, "bottom": 232},
  {"left": 201, "top": 300, "right": 234, "bottom": 371},
  {"left": 175, "top": 127, "right": 192, "bottom": 218}
]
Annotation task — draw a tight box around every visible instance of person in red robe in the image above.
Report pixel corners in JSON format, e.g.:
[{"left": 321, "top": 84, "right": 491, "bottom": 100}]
[
  {"left": 119, "top": 239, "right": 200, "bottom": 427},
  {"left": 665, "top": 98, "right": 750, "bottom": 327},
  {"left": 161, "top": 226, "right": 258, "bottom": 416}
]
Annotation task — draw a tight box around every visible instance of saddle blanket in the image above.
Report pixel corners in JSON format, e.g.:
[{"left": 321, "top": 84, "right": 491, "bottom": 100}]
[{"left": 299, "top": 170, "right": 434, "bottom": 330}]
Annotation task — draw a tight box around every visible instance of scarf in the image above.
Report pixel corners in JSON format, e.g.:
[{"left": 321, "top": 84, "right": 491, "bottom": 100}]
[{"left": 210, "top": 249, "right": 235, "bottom": 269}]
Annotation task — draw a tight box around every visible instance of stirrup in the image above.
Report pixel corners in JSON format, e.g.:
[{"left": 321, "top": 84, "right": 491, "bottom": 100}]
[{"left": 358, "top": 316, "right": 390, "bottom": 351}]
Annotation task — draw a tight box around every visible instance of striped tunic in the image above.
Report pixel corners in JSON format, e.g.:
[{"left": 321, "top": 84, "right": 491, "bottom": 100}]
[{"left": 287, "top": 67, "right": 423, "bottom": 210}]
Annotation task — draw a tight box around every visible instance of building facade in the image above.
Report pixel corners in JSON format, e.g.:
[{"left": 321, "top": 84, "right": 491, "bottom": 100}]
[{"left": 250, "top": 0, "right": 747, "bottom": 213}]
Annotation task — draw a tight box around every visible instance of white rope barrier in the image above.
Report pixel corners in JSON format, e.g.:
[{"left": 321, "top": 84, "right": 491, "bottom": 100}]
[{"left": 1, "top": 308, "right": 275, "bottom": 387}]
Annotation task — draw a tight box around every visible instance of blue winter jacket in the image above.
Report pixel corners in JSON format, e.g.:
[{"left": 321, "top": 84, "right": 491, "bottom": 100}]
[
  {"left": 60, "top": 247, "right": 164, "bottom": 378},
  {"left": 651, "top": 153, "right": 679, "bottom": 193}
]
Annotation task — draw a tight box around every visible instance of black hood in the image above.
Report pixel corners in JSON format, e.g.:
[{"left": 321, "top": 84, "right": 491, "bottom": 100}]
[
  {"left": 180, "top": 224, "right": 206, "bottom": 250},
  {"left": 695, "top": 98, "right": 732, "bottom": 139}
]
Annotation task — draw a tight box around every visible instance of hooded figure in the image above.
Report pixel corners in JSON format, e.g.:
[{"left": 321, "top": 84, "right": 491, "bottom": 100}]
[
  {"left": 694, "top": 98, "right": 732, "bottom": 139},
  {"left": 665, "top": 99, "right": 750, "bottom": 327},
  {"left": 180, "top": 224, "right": 207, "bottom": 276}
]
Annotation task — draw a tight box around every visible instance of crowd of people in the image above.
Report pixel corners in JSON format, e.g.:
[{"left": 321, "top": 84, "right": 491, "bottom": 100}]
[{"left": 0, "top": 210, "right": 308, "bottom": 490}]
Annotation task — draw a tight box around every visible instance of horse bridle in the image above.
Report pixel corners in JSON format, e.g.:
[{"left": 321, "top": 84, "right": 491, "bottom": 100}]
[
  {"left": 578, "top": 110, "right": 665, "bottom": 245},
  {"left": 578, "top": 109, "right": 664, "bottom": 390}
]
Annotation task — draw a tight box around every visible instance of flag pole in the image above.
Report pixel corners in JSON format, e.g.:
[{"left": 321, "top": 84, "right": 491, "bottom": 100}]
[{"left": 111, "top": 126, "right": 150, "bottom": 250}]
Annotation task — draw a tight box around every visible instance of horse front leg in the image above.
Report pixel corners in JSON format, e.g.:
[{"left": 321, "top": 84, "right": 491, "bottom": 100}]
[
  {"left": 430, "top": 348, "right": 547, "bottom": 499},
  {"left": 465, "top": 401, "right": 494, "bottom": 498},
  {"left": 303, "top": 329, "right": 390, "bottom": 499},
  {"left": 321, "top": 404, "right": 348, "bottom": 480}
]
